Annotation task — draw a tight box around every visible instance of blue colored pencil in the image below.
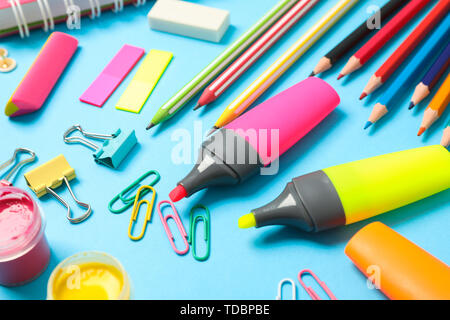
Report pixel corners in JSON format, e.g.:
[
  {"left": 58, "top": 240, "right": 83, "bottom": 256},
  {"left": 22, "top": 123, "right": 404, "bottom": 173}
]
[
  {"left": 409, "top": 41, "right": 450, "bottom": 109},
  {"left": 365, "top": 13, "right": 450, "bottom": 129}
]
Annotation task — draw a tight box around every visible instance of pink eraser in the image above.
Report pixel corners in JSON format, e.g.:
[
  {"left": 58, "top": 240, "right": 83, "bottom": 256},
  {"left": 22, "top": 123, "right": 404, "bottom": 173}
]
[
  {"left": 79, "top": 44, "right": 145, "bottom": 107},
  {"left": 5, "top": 32, "right": 78, "bottom": 117},
  {"left": 225, "top": 77, "right": 340, "bottom": 165}
]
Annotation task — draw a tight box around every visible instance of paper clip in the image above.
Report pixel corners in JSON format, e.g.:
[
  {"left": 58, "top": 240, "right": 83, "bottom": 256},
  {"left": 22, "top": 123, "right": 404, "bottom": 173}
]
[
  {"left": 108, "top": 170, "right": 160, "bottom": 214},
  {"left": 63, "top": 124, "right": 137, "bottom": 169},
  {"left": 24, "top": 154, "right": 92, "bottom": 224},
  {"left": 297, "top": 269, "right": 337, "bottom": 300},
  {"left": 276, "top": 278, "right": 297, "bottom": 300},
  {"left": 188, "top": 204, "right": 210, "bottom": 261},
  {"left": 157, "top": 200, "right": 189, "bottom": 255},
  {"left": 128, "top": 185, "right": 156, "bottom": 241},
  {"left": 0, "top": 148, "right": 36, "bottom": 186}
]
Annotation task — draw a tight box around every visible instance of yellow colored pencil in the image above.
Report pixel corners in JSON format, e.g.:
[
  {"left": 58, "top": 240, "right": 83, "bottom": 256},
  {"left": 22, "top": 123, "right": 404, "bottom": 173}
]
[{"left": 209, "top": 0, "right": 359, "bottom": 134}]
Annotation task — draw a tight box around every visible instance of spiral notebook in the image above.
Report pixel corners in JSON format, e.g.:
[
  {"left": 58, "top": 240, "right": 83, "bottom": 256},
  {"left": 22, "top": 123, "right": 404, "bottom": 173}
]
[{"left": 0, "top": 0, "right": 150, "bottom": 38}]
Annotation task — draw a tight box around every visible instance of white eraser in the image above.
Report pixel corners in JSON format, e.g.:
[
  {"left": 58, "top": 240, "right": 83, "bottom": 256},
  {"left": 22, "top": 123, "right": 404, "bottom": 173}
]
[{"left": 148, "top": 0, "right": 230, "bottom": 43}]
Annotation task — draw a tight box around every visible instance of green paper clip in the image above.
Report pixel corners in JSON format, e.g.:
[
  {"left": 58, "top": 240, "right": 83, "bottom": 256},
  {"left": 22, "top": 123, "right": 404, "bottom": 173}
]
[
  {"left": 108, "top": 170, "right": 160, "bottom": 214},
  {"left": 188, "top": 204, "right": 211, "bottom": 262}
]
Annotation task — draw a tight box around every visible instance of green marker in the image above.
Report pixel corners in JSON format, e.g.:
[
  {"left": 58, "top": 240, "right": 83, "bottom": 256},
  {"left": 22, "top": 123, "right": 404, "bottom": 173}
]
[{"left": 146, "top": 0, "right": 299, "bottom": 130}]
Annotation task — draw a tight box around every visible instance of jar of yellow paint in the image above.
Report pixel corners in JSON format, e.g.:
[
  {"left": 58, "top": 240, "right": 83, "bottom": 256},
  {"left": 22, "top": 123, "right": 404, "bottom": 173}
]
[{"left": 47, "top": 251, "right": 131, "bottom": 300}]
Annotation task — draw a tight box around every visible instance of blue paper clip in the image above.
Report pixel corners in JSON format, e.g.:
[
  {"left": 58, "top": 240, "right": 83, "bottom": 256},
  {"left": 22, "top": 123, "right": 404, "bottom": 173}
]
[
  {"left": 188, "top": 204, "right": 210, "bottom": 262},
  {"left": 63, "top": 124, "right": 137, "bottom": 169},
  {"left": 157, "top": 200, "right": 189, "bottom": 256}
]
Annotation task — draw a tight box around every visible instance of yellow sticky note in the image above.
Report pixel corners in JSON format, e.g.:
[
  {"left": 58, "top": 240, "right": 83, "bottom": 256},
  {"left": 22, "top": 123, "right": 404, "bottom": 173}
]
[{"left": 116, "top": 49, "right": 173, "bottom": 113}]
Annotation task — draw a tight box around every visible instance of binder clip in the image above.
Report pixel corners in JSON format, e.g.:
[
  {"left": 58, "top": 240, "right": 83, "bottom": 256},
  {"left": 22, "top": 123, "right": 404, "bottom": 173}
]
[
  {"left": 128, "top": 185, "right": 156, "bottom": 241},
  {"left": 157, "top": 200, "right": 189, "bottom": 256},
  {"left": 297, "top": 269, "right": 337, "bottom": 300},
  {"left": 188, "top": 204, "right": 210, "bottom": 262},
  {"left": 109, "top": 170, "right": 160, "bottom": 214},
  {"left": 63, "top": 124, "right": 137, "bottom": 169},
  {"left": 276, "top": 278, "right": 296, "bottom": 300},
  {"left": 24, "top": 154, "right": 92, "bottom": 224},
  {"left": 0, "top": 148, "right": 36, "bottom": 187}
]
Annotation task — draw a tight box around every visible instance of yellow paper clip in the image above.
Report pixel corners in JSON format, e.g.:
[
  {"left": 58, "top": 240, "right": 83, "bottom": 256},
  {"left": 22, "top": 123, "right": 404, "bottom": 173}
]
[
  {"left": 128, "top": 185, "right": 156, "bottom": 241},
  {"left": 24, "top": 154, "right": 92, "bottom": 224}
]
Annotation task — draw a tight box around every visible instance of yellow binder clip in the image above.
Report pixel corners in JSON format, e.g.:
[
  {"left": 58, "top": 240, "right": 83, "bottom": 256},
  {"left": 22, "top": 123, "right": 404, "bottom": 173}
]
[
  {"left": 128, "top": 185, "right": 156, "bottom": 241},
  {"left": 24, "top": 154, "right": 92, "bottom": 224}
]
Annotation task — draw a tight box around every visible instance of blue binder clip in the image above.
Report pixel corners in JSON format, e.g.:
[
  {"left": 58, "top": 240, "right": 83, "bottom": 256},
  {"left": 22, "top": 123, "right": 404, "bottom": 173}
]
[{"left": 63, "top": 125, "right": 137, "bottom": 169}]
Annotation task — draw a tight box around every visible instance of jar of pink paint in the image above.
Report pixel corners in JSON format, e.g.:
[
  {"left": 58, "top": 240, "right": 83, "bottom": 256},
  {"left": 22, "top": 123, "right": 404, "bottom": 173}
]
[{"left": 0, "top": 184, "right": 50, "bottom": 286}]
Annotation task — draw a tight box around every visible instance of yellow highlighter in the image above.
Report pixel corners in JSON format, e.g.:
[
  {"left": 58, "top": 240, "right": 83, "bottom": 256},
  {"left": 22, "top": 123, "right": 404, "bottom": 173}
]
[{"left": 239, "top": 145, "right": 450, "bottom": 232}]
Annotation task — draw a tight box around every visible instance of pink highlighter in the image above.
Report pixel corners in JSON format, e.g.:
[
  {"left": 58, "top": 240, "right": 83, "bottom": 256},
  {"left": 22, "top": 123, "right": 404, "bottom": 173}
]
[
  {"left": 169, "top": 77, "right": 340, "bottom": 202},
  {"left": 5, "top": 32, "right": 78, "bottom": 117}
]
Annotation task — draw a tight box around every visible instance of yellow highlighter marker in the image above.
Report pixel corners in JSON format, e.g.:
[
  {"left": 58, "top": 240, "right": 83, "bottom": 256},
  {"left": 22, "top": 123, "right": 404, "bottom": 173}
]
[
  {"left": 239, "top": 145, "right": 450, "bottom": 232},
  {"left": 116, "top": 49, "right": 173, "bottom": 113}
]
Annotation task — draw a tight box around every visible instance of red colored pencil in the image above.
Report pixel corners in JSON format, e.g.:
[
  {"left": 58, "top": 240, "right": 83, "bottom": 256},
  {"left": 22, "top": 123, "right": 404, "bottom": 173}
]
[
  {"left": 361, "top": 0, "right": 450, "bottom": 99},
  {"left": 194, "top": 0, "right": 319, "bottom": 110},
  {"left": 338, "top": 0, "right": 431, "bottom": 80}
]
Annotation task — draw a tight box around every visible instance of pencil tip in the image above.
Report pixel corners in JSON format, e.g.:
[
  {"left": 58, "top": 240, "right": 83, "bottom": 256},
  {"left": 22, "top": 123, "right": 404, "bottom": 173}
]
[
  {"left": 359, "top": 92, "right": 367, "bottom": 100},
  {"left": 193, "top": 103, "right": 204, "bottom": 111},
  {"left": 207, "top": 127, "right": 218, "bottom": 136},
  {"left": 309, "top": 72, "right": 315, "bottom": 77},
  {"left": 146, "top": 122, "right": 155, "bottom": 130},
  {"left": 417, "top": 127, "right": 426, "bottom": 136},
  {"left": 337, "top": 74, "right": 344, "bottom": 80},
  {"left": 364, "top": 121, "right": 373, "bottom": 130},
  {"left": 408, "top": 102, "right": 415, "bottom": 110}
]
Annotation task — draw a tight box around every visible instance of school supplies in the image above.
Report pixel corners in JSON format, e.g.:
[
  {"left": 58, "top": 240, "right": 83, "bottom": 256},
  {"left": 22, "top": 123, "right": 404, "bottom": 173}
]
[
  {"left": 298, "top": 270, "right": 337, "bottom": 300},
  {"left": 0, "top": 148, "right": 50, "bottom": 286},
  {"left": 169, "top": 78, "right": 340, "bottom": 202},
  {"left": 410, "top": 42, "right": 450, "bottom": 109},
  {"left": 108, "top": 170, "right": 160, "bottom": 214},
  {"left": 47, "top": 251, "right": 131, "bottom": 300},
  {"left": 146, "top": 0, "right": 299, "bottom": 130},
  {"left": 361, "top": 1, "right": 449, "bottom": 99},
  {"left": 128, "top": 186, "right": 156, "bottom": 241},
  {"left": 24, "top": 154, "right": 92, "bottom": 224},
  {"left": 0, "top": 47, "right": 16, "bottom": 72},
  {"left": 0, "top": 0, "right": 148, "bottom": 38},
  {"left": 310, "top": 0, "right": 405, "bottom": 76},
  {"left": 345, "top": 222, "right": 450, "bottom": 300},
  {"left": 116, "top": 49, "right": 173, "bottom": 114},
  {"left": 195, "top": 0, "right": 318, "bottom": 109},
  {"left": 338, "top": 0, "right": 431, "bottom": 80},
  {"left": 80, "top": 44, "right": 144, "bottom": 107},
  {"left": 148, "top": 0, "right": 230, "bottom": 43},
  {"left": 239, "top": 145, "right": 450, "bottom": 232},
  {"left": 5, "top": 32, "right": 77, "bottom": 117},
  {"left": 157, "top": 200, "right": 189, "bottom": 255},
  {"left": 418, "top": 73, "right": 450, "bottom": 136},
  {"left": 188, "top": 204, "right": 211, "bottom": 262},
  {"left": 276, "top": 279, "right": 296, "bottom": 300},
  {"left": 209, "top": 0, "right": 356, "bottom": 133},
  {"left": 441, "top": 119, "right": 450, "bottom": 147},
  {"left": 63, "top": 125, "right": 137, "bottom": 169},
  {"left": 365, "top": 15, "right": 450, "bottom": 129}
]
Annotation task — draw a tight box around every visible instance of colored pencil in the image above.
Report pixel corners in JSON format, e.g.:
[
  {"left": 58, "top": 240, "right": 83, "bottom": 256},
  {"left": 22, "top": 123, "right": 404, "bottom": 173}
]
[
  {"left": 441, "top": 119, "right": 450, "bottom": 148},
  {"left": 210, "top": 0, "right": 359, "bottom": 135},
  {"left": 311, "top": 0, "right": 405, "bottom": 77},
  {"left": 365, "top": 14, "right": 450, "bottom": 129},
  {"left": 361, "top": 1, "right": 449, "bottom": 99},
  {"left": 417, "top": 72, "right": 450, "bottom": 136},
  {"left": 409, "top": 41, "right": 450, "bottom": 109},
  {"left": 338, "top": 0, "right": 431, "bottom": 80},
  {"left": 195, "top": 0, "right": 319, "bottom": 110},
  {"left": 145, "top": 0, "right": 299, "bottom": 130}
]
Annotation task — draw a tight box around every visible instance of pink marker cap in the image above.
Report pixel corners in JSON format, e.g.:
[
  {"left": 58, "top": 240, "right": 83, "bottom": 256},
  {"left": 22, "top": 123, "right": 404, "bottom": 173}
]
[{"left": 225, "top": 77, "right": 340, "bottom": 165}]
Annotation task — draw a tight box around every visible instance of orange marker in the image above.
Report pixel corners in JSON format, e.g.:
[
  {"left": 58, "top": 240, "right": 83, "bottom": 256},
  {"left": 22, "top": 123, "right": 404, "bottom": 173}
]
[
  {"left": 417, "top": 72, "right": 450, "bottom": 136},
  {"left": 345, "top": 222, "right": 450, "bottom": 300}
]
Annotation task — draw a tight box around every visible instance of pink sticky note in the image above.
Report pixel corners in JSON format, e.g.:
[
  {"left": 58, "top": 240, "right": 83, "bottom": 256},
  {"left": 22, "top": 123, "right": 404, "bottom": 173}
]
[{"left": 80, "top": 44, "right": 145, "bottom": 107}]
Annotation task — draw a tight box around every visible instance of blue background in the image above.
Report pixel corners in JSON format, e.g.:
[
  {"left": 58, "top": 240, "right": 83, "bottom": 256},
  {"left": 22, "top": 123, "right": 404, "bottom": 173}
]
[{"left": 0, "top": 0, "right": 448, "bottom": 300}]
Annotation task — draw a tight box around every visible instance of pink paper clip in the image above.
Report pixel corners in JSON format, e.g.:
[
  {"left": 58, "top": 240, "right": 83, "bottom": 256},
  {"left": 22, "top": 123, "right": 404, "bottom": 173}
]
[
  {"left": 157, "top": 200, "right": 189, "bottom": 255},
  {"left": 297, "top": 269, "right": 337, "bottom": 300}
]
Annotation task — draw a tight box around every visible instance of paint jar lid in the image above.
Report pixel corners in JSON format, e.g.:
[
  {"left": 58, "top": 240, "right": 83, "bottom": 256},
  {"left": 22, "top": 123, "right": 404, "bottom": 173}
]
[{"left": 0, "top": 186, "right": 43, "bottom": 261}]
